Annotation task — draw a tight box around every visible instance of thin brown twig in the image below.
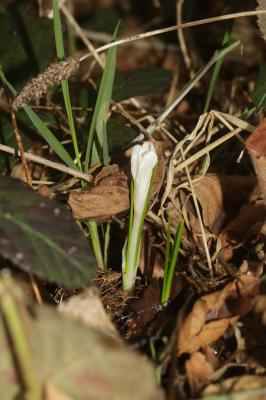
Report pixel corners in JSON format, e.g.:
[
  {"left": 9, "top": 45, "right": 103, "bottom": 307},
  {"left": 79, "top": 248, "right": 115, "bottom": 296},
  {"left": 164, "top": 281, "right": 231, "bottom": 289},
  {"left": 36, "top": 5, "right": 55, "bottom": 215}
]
[
  {"left": 0, "top": 144, "right": 92, "bottom": 183},
  {"left": 79, "top": 10, "right": 266, "bottom": 62},
  {"left": 10, "top": 109, "right": 32, "bottom": 187},
  {"left": 176, "top": 0, "right": 194, "bottom": 77}
]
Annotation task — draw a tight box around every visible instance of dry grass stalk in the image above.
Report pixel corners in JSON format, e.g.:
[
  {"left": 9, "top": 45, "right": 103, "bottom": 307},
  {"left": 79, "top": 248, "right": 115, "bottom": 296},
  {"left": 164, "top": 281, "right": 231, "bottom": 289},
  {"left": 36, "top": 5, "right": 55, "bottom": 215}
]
[
  {"left": 11, "top": 109, "right": 32, "bottom": 187},
  {"left": 12, "top": 57, "right": 79, "bottom": 111},
  {"left": 0, "top": 143, "right": 92, "bottom": 182}
]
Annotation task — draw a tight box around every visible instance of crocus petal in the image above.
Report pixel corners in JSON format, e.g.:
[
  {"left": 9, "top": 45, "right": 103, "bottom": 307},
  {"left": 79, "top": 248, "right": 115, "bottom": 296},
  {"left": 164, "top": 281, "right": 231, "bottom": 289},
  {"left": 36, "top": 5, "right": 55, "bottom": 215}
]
[
  {"left": 122, "top": 141, "right": 158, "bottom": 291},
  {"left": 132, "top": 143, "right": 157, "bottom": 217}
]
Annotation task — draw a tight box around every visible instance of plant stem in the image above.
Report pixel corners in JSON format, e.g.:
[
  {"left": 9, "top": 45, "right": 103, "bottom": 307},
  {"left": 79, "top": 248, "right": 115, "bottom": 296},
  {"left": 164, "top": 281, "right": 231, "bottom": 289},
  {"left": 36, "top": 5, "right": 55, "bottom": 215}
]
[
  {"left": 0, "top": 275, "right": 41, "bottom": 399},
  {"left": 86, "top": 221, "right": 104, "bottom": 270}
]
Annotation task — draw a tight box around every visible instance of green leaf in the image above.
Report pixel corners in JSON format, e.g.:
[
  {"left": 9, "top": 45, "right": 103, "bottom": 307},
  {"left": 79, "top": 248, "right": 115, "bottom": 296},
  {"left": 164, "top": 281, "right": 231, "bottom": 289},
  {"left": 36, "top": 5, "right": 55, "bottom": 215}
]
[
  {"left": 107, "top": 121, "right": 139, "bottom": 153},
  {"left": 0, "top": 288, "right": 159, "bottom": 400},
  {"left": 252, "top": 63, "right": 266, "bottom": 111},
  {"left": 112, "top": 68, "right": 172, "bottom": 102},
  {"left": 0, "top": 176, "right": 96, "bottom": 288},
  {"left": 0, "top": 4, "right": 54, "bottom": 87},
  {"left": 85, "top": 23, "right": 120, "bottom": 170},
  {"left": 23, "top": 105, "right": 77, "bottom": 170},
  {"left": 52, "top": 0, "right": 82, "bottom": 170},
  {"left": 52, "top": 0, "right": 65, "bottom": 61}
]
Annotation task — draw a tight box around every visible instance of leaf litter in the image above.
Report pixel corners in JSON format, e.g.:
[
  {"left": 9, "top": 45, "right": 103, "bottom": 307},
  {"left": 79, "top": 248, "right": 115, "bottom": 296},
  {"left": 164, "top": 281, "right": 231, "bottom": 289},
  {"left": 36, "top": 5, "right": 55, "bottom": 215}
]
[{"left": 0, "top": 1, "right": 266, "bottom": 399}]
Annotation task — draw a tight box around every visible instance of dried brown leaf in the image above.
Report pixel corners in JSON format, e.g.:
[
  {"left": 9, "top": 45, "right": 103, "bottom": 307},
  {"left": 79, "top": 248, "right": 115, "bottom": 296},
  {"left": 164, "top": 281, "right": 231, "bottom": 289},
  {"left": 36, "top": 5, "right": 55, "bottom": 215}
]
[
  {"left": 185, "top": 351, "right": 214, "bottom": 394},
  {"left": 220, "top": 202, "right": 266, "bottom": 259},
  {"left": 192, "top": 175, "right": 257, "bottom": 231},
  {"left": 178, "top": 276, "right": 258, "bottom": 355},
  {"left": 254, "top": 295, "right": 266, "bottom": 325},
  {"left": 246, "top": 119, "right": 266, "bottom": 204},
  {"left": 171, "top": 174, "right": 258, "bottom": 235},
  {"left": 68, "top": 166, "right": 129, "bottom": 221}
]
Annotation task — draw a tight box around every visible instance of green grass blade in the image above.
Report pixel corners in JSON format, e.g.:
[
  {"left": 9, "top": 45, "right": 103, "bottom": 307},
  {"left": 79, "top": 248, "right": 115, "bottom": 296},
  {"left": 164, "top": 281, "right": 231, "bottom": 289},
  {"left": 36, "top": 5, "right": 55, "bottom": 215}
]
[
  {"left": 0, "top": 71, "right": 76, "bottom": 170},
  {"left": 61, "top": 79, "right": 82, "bottom": 170},
  {"left": 203, "top": 31, "right": 230, "bottom": 113},
  {"left": 161, "top": 215, "right": 172, "bottom": 302},
  {"left": 23, "top": 105, "right": 77, "bottom": 169},
  {"left": 52, "top": 0, "right": 81, "bottom": 171},
  {"left": 52, "top": 0, "right": 65, "bottom": 60},
  {"left": 0, "top": 69, "right": 17, "bottom": 96},
  {"left": 162, "top": 219, "right": 184, "bottom": 305},
  {"left": 85, "top": 22, "right": 120, "bottom": 171}
]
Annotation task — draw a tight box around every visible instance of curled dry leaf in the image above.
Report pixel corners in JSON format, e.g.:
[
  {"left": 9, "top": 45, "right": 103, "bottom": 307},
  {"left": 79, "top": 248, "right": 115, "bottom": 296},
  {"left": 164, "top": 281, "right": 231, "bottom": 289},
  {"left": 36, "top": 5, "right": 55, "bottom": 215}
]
[
  {"left": 185, "top": 351, "right": 214, "bottom": 394},
  {"left": 246, "top": 118, "right": 266, "bottom": 205},
  {"left": 254, "top": 295, "right": 266, "bottom": 325},
  {"left": 170, "top": 174, "right": 258, "bottom": 234},
  {"left": 220, "top": 201, "right": 266, "bottom": 260},
  {"left": 68, "top": 144, "right": 166, "bottom": 222},
  {"left": 68, "top": 165, "right": 129, "bottom": 221},
  {"left": 178, "top": 275, "right": 258, "bottom": 355}
]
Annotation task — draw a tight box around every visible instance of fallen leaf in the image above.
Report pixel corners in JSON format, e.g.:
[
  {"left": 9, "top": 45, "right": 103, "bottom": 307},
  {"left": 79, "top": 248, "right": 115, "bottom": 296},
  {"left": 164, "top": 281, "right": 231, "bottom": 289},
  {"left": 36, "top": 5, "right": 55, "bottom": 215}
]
[
  {"left": 185, "top": 351, "right": 214, "bottom": 394},
  {"left": 246, "top": 118, "right": 266, "bottom": 205},
  {"left": 178, "top": 276, "right": 258, "bottom": 355},
  {"left": 170, "top": 174, "right": 258, "bottom": 235},
  {"left": 68, "top": 165, "right": 129, "bottom": 221},
  {"left": 220, "top": 202, "right": 266, "bottom": 260},
  {"left": 254, "top": 295, "right": 266, "bottom": 325},
  {"left": 190, "top": 174, "right": 258, "bottom": 232},
  {"left": 68, "top": 143, "right": 167, "bottom": 222}
]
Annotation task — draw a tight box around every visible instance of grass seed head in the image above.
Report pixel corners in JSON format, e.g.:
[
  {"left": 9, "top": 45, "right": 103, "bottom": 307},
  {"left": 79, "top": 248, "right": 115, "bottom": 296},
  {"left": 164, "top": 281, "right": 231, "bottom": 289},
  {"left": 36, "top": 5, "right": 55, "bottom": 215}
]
[{"left": 12, "top": 57, "right": 80, "bottom": 111}]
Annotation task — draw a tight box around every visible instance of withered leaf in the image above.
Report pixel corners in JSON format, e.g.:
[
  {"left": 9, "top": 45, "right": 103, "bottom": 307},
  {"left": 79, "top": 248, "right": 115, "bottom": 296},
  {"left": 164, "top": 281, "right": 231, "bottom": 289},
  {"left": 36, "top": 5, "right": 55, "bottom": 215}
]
[
  {"left": 246, "top": 118, "right": 266, "bottom": 204},
  {"left": 185, "top": 351, "right": 214, "bottom": 394},
  {"left": 68, "top": 165, "right": 129, "bottom": 221},
  {"left": 178, "top": 276, "right": 258, "bottom": 355},
  {"left": 171, "top": 174, "right": 258, "bottom": 235}
]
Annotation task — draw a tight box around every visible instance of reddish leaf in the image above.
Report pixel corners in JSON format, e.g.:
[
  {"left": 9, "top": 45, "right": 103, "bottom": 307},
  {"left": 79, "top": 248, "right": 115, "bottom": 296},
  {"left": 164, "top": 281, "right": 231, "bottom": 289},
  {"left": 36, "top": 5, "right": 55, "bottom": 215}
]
[{"left": 0, "top": 176, "right": 95, "bottom": 288}]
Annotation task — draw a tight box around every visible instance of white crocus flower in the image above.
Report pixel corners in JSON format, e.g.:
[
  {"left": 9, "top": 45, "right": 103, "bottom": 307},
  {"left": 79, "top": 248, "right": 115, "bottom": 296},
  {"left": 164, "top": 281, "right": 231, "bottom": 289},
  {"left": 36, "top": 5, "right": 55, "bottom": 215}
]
[{"left": 122, "top": 142, "right": 158, "bottom": 291}]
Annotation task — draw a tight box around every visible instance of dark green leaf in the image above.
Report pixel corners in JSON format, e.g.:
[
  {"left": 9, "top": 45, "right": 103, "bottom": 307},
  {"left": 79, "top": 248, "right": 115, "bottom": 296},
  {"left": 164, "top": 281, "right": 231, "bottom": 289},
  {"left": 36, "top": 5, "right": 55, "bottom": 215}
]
[
  {"left": 0, "top": 176, "right": 95, "bottom": 288},
  {"left": 252, "top": 63, "right": 266, "bottom": 110},
  {"left": 107, "top": 121, "right": 139, "bottom": 153},
  {"left": 112, "top": 68, "right": 172, "bottom": 102},
  {"left": 0, "top": 4, "right": 54, "bottom": 88}
]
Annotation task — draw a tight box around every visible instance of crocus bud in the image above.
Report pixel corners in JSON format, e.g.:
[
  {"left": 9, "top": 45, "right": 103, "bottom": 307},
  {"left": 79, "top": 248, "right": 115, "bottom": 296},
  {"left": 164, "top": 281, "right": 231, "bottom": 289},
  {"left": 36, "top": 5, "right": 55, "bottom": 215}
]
[{"left": 122, "top": 142, "right": 158, "bottom": 291}]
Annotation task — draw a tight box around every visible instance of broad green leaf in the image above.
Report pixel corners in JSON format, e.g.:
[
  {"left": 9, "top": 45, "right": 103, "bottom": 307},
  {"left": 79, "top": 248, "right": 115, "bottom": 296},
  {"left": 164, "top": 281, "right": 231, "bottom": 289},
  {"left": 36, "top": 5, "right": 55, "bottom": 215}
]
[
  {"left": 0, "top": 4, "right": 54, "bottom": 87},
  {"left": 112, "top": 68, "right": 172, "bottom": 102},
  {"left": 0, "top": 176, "right": 95, "bottom": 288},
  {"left": 0, "top": 289, "right": 159, "bottom": 400},
  {"left": 107, "top": 121, "right": 139, "bottom": 153},
  {"left": 252, "top": 63, "right": 266, "bottom": 110}
]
